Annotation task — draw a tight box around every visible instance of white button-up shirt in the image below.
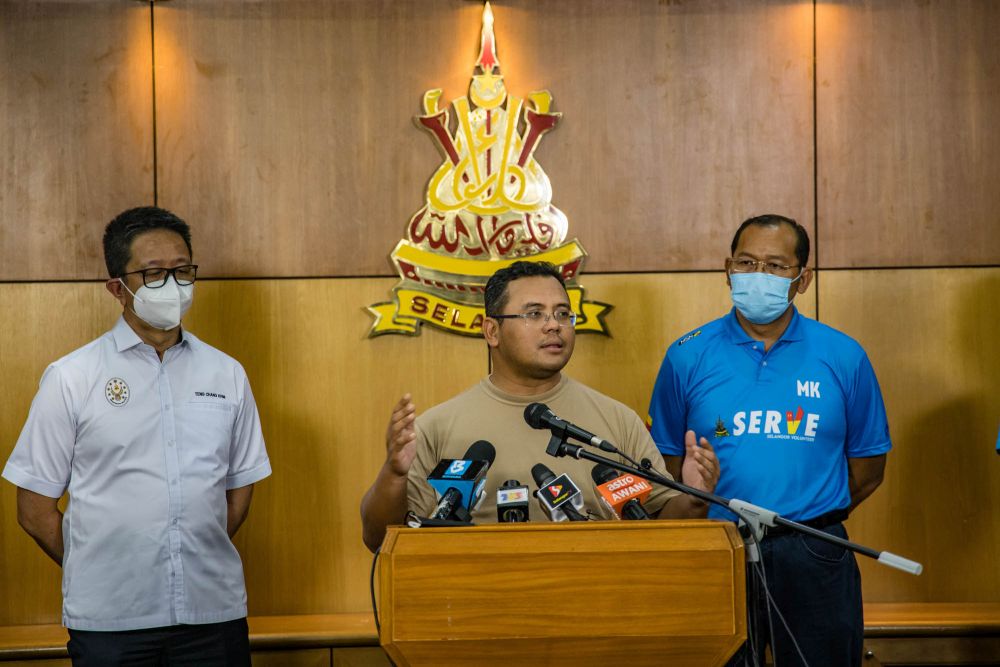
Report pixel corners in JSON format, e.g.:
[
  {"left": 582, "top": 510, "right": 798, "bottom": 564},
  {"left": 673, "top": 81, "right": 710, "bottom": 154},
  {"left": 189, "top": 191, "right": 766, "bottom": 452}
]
[{"left": 3, "top": 317, "right": 271, "bottom": 631}]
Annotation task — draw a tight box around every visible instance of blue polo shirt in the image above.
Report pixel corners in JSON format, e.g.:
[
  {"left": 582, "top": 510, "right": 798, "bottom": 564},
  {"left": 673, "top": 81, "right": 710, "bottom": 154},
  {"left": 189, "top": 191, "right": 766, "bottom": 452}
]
[{"left": 647, "top": 307, "right": 891, "bottom": 521}]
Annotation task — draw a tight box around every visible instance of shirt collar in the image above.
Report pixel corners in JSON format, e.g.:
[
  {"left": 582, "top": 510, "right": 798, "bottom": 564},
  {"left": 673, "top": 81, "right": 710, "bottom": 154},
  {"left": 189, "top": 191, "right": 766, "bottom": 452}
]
[
  {"left": 480, "top": 373, "right": 569, "bottom": 406},
  {"left": 724, "top": 305, "right": 804, "bottom": 346},
  {"left": 111, "top": 316, "right": 190, "bottom": 353},
  {"left": 781, "top": 306, "right": 805, "bottom": 342}
]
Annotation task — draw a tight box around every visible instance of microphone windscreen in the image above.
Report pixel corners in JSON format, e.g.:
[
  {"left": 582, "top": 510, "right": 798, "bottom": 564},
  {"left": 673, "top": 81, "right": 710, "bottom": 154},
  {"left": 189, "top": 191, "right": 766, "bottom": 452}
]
[
  {"left": 464, "top": 440, "right": 496, "bottom": 466},
  {"left": 591, "top": 463, "right": 618, "bottom": 486},
  {"left": 523, "top": 402, "right": 550, "bottom": 429},
  {"left": 531, "top": 462, "right": 555, "bottom": 487}
]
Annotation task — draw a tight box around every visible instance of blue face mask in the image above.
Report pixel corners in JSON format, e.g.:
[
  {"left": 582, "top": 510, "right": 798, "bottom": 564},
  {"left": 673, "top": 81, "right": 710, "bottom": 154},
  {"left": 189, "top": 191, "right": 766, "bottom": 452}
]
[{"left": 729, "top": 271, "right": 801, "bottom": 324}]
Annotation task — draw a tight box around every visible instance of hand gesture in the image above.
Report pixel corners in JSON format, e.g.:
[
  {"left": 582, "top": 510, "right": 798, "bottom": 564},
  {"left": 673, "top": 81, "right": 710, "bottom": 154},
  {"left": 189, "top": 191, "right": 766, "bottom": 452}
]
[
  {"left": 680, "top": 429, "right": 719, "bottom": 493},
  {"left": 385, "top": 394, "right": 417, "bottom": 477}
]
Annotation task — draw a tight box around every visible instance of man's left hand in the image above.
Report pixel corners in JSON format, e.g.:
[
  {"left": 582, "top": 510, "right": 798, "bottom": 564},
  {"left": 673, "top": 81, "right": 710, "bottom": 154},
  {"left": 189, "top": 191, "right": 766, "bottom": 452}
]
[{"left": 680, "top": 429, "right": 719, "bottom": 493}]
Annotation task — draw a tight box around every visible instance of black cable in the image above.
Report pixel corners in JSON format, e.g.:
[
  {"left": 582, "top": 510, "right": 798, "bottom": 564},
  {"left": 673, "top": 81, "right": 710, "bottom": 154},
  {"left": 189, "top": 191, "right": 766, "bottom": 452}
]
[
  {"left": 752, "top": 555, "right": 810, "bottom": 667},
  {"left": 756, "top": 559, "right": 779, "bottom": 667},
  {"left": 369, "top": 545, "right": 381, "bottom": 635},
  {"left": 731, "top": 506, "right": 811, "bottom": 667},
  {"left": 743, "top": 529, "right": 762, "bottom": 667}
]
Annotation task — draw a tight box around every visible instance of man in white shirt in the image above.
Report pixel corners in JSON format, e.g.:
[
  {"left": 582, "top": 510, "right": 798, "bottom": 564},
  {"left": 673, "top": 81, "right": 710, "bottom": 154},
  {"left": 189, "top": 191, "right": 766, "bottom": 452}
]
[{"left": 3, "top": 207, "right": 271, "bottom": 666}]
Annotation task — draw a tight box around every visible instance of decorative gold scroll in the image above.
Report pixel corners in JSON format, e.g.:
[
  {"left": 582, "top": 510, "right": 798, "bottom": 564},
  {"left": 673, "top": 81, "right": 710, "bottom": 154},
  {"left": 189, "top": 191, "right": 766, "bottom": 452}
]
[{"left": 368, "top": 286, "right": 611, "bottom": 338}]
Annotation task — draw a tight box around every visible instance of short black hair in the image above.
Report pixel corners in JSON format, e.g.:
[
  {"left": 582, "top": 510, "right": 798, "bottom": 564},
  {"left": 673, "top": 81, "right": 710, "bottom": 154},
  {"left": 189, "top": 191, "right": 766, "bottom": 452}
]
[
  {"left": 731, "top": 214, "right": 810, "bottom": 268},
  {"left": 484, "top": 260, "right": 567, "bottom": 317},
  {"left": 103, "top": 206, "right": 192, "bottom": 278}
]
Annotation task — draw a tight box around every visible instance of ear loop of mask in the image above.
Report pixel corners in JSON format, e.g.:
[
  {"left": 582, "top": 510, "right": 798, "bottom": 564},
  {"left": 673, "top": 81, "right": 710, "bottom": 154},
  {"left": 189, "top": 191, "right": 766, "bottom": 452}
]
[{"left": 118, "top": 277, "right": 142, "bottom": 302}]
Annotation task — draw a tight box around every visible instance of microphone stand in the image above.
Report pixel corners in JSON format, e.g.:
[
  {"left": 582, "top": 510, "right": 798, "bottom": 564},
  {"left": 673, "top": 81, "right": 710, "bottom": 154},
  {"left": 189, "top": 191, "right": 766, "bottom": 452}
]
[
  {"left": 544, "top": 432, "right": 923, "bottom": 574},
  {"left": 547, "top": 431, "right": 921, "bottom": 665}
]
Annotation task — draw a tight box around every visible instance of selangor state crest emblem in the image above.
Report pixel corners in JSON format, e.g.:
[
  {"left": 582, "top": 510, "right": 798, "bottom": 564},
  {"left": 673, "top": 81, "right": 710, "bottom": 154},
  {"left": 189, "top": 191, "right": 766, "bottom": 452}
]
[
  {"left": 367, "top": 2, "right": 610, "bottom": 337},
  {"left": 105, "top": 377, "right": 130, "bottom": 407}
]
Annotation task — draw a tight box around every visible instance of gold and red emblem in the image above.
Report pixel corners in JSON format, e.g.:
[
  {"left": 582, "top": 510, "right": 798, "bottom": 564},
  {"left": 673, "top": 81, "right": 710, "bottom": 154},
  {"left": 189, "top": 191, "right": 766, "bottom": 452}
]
[
  {"left": 367, "top": 3, "right": 611, "bottom": 337},
  {"left": 105, "top": 377, "right": 130, "bottom": 407}
]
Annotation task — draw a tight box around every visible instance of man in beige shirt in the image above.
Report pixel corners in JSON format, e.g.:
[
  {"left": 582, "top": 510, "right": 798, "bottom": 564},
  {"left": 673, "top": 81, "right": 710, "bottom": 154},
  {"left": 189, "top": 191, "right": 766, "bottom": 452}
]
[{"left": 361, "top": 261, "right": 719, "bottom": 552}]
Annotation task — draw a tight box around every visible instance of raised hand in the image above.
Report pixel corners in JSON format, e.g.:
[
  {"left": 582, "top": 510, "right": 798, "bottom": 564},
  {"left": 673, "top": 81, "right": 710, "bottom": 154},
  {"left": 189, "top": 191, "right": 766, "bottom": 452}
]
[
  {"left": 680, "top": 429, "right": 719, "bottom": 493},
  {"left": 385, "top": 394, "right": 417, "bottom": 477}
]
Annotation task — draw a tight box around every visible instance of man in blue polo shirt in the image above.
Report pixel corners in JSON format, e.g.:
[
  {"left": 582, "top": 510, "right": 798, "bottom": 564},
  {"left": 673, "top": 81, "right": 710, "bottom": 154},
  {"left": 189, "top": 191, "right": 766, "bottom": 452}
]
[{"left": 648, "top": 214, "right": 890, "bottom": 667}]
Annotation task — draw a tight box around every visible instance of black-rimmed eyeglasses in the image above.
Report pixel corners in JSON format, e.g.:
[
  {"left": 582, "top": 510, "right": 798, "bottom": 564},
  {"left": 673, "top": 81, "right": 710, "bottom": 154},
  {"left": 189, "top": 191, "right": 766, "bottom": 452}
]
[{"left": 120, "top": 265, "right": 198, "bottom": 288}]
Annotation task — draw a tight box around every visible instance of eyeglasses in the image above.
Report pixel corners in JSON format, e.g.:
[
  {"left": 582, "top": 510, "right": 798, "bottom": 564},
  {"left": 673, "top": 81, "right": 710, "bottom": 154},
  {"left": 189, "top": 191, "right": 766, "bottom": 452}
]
[
  {"left": 491, "top": 309, "right": 578, "bottom": 327},
  {"left": 728, "top": 258, "right": 800, "bottom": 276},
  {"left": 120, "top": 264, "right": 198, "bottom": 288}
]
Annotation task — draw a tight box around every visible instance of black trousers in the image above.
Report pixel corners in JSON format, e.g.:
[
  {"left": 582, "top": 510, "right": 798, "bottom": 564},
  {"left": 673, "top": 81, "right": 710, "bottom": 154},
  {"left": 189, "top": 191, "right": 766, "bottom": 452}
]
[
  {"left": 67, "top": 618, "right": 251, "bottom": 667},
  {"left": 728, "top": 523, "right": 864, "bottom": 667}
]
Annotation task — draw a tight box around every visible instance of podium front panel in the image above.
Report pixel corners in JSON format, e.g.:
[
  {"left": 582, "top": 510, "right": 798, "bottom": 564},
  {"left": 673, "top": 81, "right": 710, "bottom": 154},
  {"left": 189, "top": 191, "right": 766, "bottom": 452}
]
[{"left": 378, "top": 520, "right": 745, "bottom": 666}]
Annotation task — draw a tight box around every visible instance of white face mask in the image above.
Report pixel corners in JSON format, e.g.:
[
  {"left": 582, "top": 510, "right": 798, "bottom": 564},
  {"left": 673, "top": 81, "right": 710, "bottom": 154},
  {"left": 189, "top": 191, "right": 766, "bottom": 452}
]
[{"left": 120, "top": 276, "right": 194, "bottom": 330}]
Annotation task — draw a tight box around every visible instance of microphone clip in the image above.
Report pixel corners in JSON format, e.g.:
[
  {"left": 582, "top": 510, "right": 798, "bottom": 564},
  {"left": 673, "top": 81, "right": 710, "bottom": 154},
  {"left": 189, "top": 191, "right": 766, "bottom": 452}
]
[{"left": 545, "top": 432, "right": 584, "bottom": 459}]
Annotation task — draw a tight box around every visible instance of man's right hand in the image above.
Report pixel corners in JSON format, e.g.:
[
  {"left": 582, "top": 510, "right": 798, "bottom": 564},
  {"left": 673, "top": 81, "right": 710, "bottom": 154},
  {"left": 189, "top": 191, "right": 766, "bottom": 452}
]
[
  {"left": 361, "top": 394, "right": 419, "bottom": 553},
  {"left": 385, "top": 394, "right": 417, "bottom": 477}
]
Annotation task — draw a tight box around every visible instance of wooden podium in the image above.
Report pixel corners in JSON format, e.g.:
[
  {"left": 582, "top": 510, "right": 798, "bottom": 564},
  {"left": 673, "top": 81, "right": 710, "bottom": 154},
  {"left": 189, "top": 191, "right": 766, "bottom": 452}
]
[{"left": 378, "top": 520, "right": 746, "bottom": 666}]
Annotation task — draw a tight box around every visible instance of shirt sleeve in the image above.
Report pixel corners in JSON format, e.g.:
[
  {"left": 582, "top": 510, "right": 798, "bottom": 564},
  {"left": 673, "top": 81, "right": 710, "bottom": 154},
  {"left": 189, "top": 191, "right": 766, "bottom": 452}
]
[
  {"left": 647, "top": 349, "right": 688, "bottom": 456},
  {"left": 225, "top": 369, "right": 271, "bottom": 489},
  {"left": 2, "top": 365, "right": 76, "bottom": 498},
  {"left": 844, "top": 352, "right": 893, "bottom": 458}
]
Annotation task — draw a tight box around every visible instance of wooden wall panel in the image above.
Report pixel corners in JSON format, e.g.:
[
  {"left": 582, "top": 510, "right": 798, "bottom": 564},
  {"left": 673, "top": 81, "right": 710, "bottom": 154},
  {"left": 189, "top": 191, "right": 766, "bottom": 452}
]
[
  {"left": 0, "top": 278, "right": 486, "bottom": 624},
  {"left": 0, "top": 1, "right": 154, "bottom": 281},
  {"left": 153, "top": 0, "right": 814, "bottom": 278},
  {"left": 823, "top": 269, "right": 1000, "bottom": 602},
  {"left": 153, "top": 0, "right": 484, "bottom": 280},
  {"left": 816, "top": 1, "right": 1000, "bottom": 268},
  {"left": 501, "top": 0, "right": 815, "bottom": 273}
]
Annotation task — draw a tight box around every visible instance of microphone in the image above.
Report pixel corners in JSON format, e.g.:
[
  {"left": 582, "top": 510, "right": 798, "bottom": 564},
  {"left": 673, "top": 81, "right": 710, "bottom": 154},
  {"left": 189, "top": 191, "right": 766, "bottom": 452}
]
[
  {"left": 591, "top": 464, "right": 653, "bottom": 520},
  {"left": 531, "top": 463, "right": 588, "bottom": 522},
  {"left": 524, "top": 402, "right": 614, "bottom": 451},
  {"left": 496, "top": 479, "right": 530, "bottom": 523},
  {"left": 427, "top": 440, "right": 496, "bottom": 522}
]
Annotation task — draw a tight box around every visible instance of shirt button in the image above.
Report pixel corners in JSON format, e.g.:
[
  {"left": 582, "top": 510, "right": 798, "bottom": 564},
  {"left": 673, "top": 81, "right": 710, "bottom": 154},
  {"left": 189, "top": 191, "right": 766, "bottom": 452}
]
[
  {"left": 172, "top": 518, "right": 178, "bottom": 525},
  {"left": 165, "top": 405, "right": 171, "bottom": 411},
  {"left": 762, "top": 361, "right": 768, "bottom": 366},
  {"left": 167, "top": 441, "right": 174, "bottom": 447}
]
